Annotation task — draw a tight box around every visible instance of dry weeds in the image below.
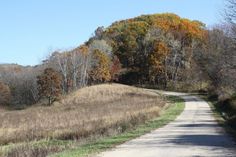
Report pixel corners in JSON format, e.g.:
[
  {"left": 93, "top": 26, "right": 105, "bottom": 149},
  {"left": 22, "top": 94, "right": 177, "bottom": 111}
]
[{"left": 0, "top": 84, "right": 166, "bottom": 146}]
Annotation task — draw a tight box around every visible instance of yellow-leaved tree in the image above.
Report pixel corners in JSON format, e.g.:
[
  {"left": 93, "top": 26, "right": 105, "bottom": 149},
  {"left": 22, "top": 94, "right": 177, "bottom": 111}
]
[{"left": 90, "top": 49, "right": 111, "bottom": 83}]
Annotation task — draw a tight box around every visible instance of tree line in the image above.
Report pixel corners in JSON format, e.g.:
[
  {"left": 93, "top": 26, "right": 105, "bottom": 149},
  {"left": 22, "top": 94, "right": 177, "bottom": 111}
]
[
  {"left": 0, "top": 0, "right": 235, "bottom": 106},
  {"left": 0, "top": 39, "right": 121, "bottom": 106}
]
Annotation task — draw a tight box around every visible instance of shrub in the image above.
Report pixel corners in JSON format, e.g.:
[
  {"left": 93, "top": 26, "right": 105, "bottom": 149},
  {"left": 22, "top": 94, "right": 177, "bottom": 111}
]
[{"left": 0, "top": 81, "right": 11, "bottom": 106}]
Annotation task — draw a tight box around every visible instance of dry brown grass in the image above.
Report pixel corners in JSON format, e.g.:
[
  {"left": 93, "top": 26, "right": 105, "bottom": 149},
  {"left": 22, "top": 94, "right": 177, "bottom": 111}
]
[{"left": 0, "top": 84, "right": 166, "bottom": 146}]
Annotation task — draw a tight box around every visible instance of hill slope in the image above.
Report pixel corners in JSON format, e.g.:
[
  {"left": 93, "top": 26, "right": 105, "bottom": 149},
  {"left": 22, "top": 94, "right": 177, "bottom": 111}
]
[{"left": 0, "top": 84, "right": 166, "bottom": 145}]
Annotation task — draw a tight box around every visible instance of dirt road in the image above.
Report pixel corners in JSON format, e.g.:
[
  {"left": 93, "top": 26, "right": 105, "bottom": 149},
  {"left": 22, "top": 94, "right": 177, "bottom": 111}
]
[{"left": 97, "top": 92, "right": 236, "bottom": 157}]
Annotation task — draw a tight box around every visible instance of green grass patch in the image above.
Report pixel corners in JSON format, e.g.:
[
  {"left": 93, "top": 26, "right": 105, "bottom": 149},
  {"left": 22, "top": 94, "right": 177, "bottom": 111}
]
[{"left": 50, "top": 96, "right": 185, "bottom": 157}]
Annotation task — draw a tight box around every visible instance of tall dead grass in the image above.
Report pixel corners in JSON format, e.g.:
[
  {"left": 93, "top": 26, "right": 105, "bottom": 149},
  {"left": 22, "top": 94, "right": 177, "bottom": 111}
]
[{"left": 0, "top": 84, "right": 166, "bottom": 147}]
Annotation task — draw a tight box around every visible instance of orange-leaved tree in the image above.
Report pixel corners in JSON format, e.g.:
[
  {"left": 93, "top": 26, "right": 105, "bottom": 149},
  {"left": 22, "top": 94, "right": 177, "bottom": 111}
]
[
  {"left": 37, "top": 68, "right": 62, "bottom": 105},
  {"left": 148, "top": 41, "right": 169, "bottom": 83}
]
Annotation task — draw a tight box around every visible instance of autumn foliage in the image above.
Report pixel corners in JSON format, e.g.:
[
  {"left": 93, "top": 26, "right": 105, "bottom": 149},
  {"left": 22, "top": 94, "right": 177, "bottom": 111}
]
[
  {"left": 149, "top": 41, "right": 169, "bottom": 73},
  {"left": 37, "top": 68, "right": 62, "bottom": 105},
  {"left": 0, "top": 82, "right": 11, "bottom": 106},
  {"left": 0, "top": 13, "right": 210, "bottom": 106},
  {"left": 90, "top": 49, "right": 111, "bottom": 83},
  {"left": 102, "top": 13, "right": 207, "bottom": 86}
]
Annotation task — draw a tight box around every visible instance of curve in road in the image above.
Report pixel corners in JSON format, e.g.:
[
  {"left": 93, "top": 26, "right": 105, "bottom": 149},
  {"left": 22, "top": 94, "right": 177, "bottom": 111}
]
[{"left": 97, "top": 92, "right": 236, "bottom": 157}]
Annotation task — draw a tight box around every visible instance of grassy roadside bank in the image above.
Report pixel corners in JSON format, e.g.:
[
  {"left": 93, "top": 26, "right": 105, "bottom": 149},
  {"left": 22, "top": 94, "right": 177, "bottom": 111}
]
[
  {"left": 202, "top": 96, "right": 236, "bottom": 140},
  {"left": 50, "top": 96, "right": 185, "bottom": 157}
]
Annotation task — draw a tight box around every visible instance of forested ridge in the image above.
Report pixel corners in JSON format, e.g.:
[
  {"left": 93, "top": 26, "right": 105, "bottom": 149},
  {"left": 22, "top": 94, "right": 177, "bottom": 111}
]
[{"left": 0, "top": 11, "right": 235, "bottom": 124}]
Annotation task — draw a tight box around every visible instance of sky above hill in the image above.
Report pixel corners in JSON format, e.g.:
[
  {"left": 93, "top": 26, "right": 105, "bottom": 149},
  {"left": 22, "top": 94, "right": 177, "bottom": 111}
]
[{"left": 0, "top": 0, "right": 224, "bottom": 66}]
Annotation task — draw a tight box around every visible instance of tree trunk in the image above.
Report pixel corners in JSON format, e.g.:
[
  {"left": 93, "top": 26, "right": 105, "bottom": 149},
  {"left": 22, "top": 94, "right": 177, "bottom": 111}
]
[{"left": 48, "top": 97, "right": 52, "bottom": 106}]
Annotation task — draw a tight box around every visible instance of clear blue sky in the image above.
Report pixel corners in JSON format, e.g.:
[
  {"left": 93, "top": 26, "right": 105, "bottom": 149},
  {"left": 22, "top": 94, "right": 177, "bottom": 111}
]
[{"left": 0, "top": 0, "right": 224, "bottom": 66}]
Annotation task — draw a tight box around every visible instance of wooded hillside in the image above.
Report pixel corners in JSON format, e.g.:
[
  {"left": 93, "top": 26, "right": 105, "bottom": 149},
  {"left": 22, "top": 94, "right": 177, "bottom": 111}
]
[{"left": 0, "top": 13, "right": 235, "bottom": 109}]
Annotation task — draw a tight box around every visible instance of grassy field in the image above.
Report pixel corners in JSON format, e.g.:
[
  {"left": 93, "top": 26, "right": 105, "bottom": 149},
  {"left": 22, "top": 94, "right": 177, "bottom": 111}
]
[
  {"left": 0, "top": 95, "right": 184, "bottom": 157},
  {"left": 0, "top": 84, "right": 180, "bottom": 157},
  {"left": 50, "top": 96, "right": 184, "bottom": 157}
]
